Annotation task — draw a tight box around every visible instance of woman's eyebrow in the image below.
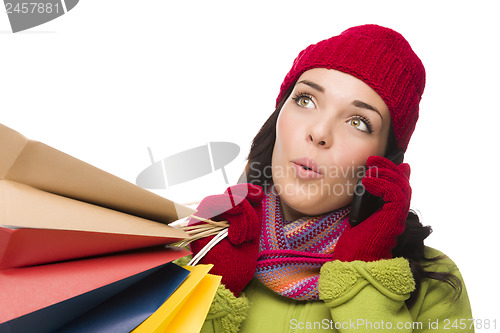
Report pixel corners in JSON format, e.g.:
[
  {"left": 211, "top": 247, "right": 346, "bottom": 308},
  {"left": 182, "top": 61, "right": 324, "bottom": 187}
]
[
  {"left": 352, "top": 100, "right": 383, "bottom": 120},
  {"left": 297, "top": 80, "right": 324, "bottom": 93},
  {"left": 297, "top": 80, "right": 383, "bottom": 120}
]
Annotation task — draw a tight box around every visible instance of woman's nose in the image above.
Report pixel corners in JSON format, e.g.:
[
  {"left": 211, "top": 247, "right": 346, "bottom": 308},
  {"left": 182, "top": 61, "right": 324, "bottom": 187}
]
[{"left": 307, "top": 122, "right": 332, "bottom": 148}]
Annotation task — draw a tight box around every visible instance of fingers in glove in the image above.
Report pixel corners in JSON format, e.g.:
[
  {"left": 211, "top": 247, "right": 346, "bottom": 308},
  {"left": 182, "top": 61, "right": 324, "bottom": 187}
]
[
  {"left": 363, "top": 156, "right": 411, "bottom": 202},
  {"left": 398, "top": 163, "right": 411, "bottom": 179},
  {"left": 366, "top": 156, "right": 411, "bottom": 180},
  {"left": 223, "top": 198, "right": 260, "bottom": 245},
  {"left": 362, "top": 175, "right": 411, "bottom": 203},
  {"left": 190, "top": 194, "right": 245, "bottom": 224},
  {"left": 365, "top": 167, "right": 409, "bottom": 192},
  {"left": 190, "top": 193, "right": 260, "bottom": 244},
  {"left": 225, "top": 183, "right": 265, "bottom": 206}
]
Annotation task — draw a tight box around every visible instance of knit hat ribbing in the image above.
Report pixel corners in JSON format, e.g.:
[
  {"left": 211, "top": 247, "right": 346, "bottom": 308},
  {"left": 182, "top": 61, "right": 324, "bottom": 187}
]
[{"left": 276, "top": 24, "right": 426, "bottom": 152}]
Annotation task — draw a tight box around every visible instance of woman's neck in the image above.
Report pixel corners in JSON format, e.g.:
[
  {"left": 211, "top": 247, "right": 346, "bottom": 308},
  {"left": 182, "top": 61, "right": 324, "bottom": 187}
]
[{"left": 281, "top": 201, "right": 309, "bottom": 221}]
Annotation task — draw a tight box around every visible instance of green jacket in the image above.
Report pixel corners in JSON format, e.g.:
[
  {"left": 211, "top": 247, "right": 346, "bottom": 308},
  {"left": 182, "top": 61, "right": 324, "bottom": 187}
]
[{"left": 201, "top": 247, "right": 474, "bottom": 333}]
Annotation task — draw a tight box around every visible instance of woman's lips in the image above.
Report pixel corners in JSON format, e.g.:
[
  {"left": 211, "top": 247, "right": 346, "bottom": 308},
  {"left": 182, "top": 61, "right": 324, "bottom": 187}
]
[{"left": 291, "top": 158, "right": 324, "bottom": 179}]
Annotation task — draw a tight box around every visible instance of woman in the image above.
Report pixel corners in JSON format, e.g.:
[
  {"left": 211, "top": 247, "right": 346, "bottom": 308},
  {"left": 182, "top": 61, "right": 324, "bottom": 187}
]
[{"left": 187, "top": 24, "right": 473, "bottom": 332}]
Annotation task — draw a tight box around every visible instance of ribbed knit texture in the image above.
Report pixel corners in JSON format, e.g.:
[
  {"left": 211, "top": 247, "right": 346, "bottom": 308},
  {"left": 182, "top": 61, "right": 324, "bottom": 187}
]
[
  {"left": 203, "top": 285, "right": 250, "bottom": 333},
  {"left": 276, "top": 24, "right": 426, "bottom": 152},
  {"left": 318, "top": 258, "right": 415, "bottom": 307},
  {"left": 255, "top": 186, "right": 349, "bottom": 300}
]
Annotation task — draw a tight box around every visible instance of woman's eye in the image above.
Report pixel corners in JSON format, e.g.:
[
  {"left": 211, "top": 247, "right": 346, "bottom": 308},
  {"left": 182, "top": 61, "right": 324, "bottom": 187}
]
[
  {"left": 295, "top": 96, "right": 315, "bottom": 109},
  {"left": 348, "top": 117, "right": 372, "bottom": 133}
]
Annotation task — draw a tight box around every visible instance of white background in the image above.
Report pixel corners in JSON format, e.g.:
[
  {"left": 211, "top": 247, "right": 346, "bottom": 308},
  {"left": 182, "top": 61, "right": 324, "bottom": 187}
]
[{"left": 1, "top": 0, "right": 498, "bottom": 328}]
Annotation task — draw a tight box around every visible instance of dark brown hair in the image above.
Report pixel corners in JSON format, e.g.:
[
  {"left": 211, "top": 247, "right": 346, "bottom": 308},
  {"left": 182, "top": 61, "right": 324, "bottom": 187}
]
[{"left": 240, "top": 85, "right": 462, "bottom": 307}]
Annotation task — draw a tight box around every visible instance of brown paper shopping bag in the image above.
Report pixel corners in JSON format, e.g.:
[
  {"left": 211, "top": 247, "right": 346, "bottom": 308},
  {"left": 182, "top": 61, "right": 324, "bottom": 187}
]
[
  {"left": 0, "top": 123, "right": 194, "bottom": 224},
  {"left": 0, "top": 123, "right": 196, "bottom": 266}
]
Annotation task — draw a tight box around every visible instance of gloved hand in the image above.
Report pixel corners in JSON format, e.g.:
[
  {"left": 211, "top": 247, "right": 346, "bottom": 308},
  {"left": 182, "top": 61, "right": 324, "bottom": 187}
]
[
  {"left": 188, "top": 183, "right": 265, "bottom": 297},
  {"left": 333, "top": 156, "right": 411, "bottom": 262}
]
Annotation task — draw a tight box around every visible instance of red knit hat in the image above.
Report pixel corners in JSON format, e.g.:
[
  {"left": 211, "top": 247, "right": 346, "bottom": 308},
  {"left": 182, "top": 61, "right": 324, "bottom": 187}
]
[{"left": 276, "top": 24, "right": 426, "bottom": 152}]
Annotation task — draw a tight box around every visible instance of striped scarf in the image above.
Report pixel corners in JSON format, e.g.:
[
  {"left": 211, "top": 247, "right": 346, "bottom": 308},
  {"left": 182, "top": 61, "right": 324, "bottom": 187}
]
[{"left": 255, "top": 186, "right": 349, "bottom": 300}]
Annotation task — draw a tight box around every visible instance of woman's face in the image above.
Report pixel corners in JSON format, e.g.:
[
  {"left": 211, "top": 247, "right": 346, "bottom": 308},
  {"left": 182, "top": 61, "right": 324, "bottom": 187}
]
[{"left": 271, "top": 68, "right": 391, "bottom": 220}]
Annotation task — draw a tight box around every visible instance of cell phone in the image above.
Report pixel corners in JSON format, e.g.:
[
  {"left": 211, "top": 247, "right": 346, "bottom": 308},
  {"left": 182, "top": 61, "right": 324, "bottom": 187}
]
[{"left": 349, "top": 150, "right": 404, "bottom": 227}]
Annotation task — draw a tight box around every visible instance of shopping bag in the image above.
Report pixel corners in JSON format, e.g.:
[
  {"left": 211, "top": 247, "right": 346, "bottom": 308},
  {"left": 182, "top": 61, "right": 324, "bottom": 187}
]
[
  {"left": 0, "top": 180, "right": 189, "bottom": 268},
  {"left": 0, "top": 123, "right": 194, "bottom": 223},
  {"left": 132, "top": 264, "right": 221, "bottom": 333},
  {"left": 164, "top": 266, "right": 222, "bottom": 333},
  {"left": 0, "top": 225, "right": 186, "bottom": 270},
  {"left": 54, "top": 262, "right": 190, "bottom": 333},
  {"left": 0, "top": 179, "right": 189, "bottom": 244},
  {"left": 0, "top": 122, "right": 192, "bottom": 267},
  {"left": 0, "top": 246, "right": 190, "bottom": 333}
]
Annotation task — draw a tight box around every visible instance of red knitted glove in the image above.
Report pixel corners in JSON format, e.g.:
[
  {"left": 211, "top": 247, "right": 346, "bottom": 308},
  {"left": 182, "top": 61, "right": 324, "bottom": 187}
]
[
  {"left": 333, "top": 156, "right": 411, "bottom": 262},
  {"left": 188, "top": 183, "right": 265, "bottom": 297}
]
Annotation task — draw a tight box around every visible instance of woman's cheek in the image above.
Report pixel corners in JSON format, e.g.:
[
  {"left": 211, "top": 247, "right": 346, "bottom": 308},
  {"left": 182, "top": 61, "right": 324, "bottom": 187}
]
[{"left": 276, "top": 109, "right": 299, "bottom": 148}]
